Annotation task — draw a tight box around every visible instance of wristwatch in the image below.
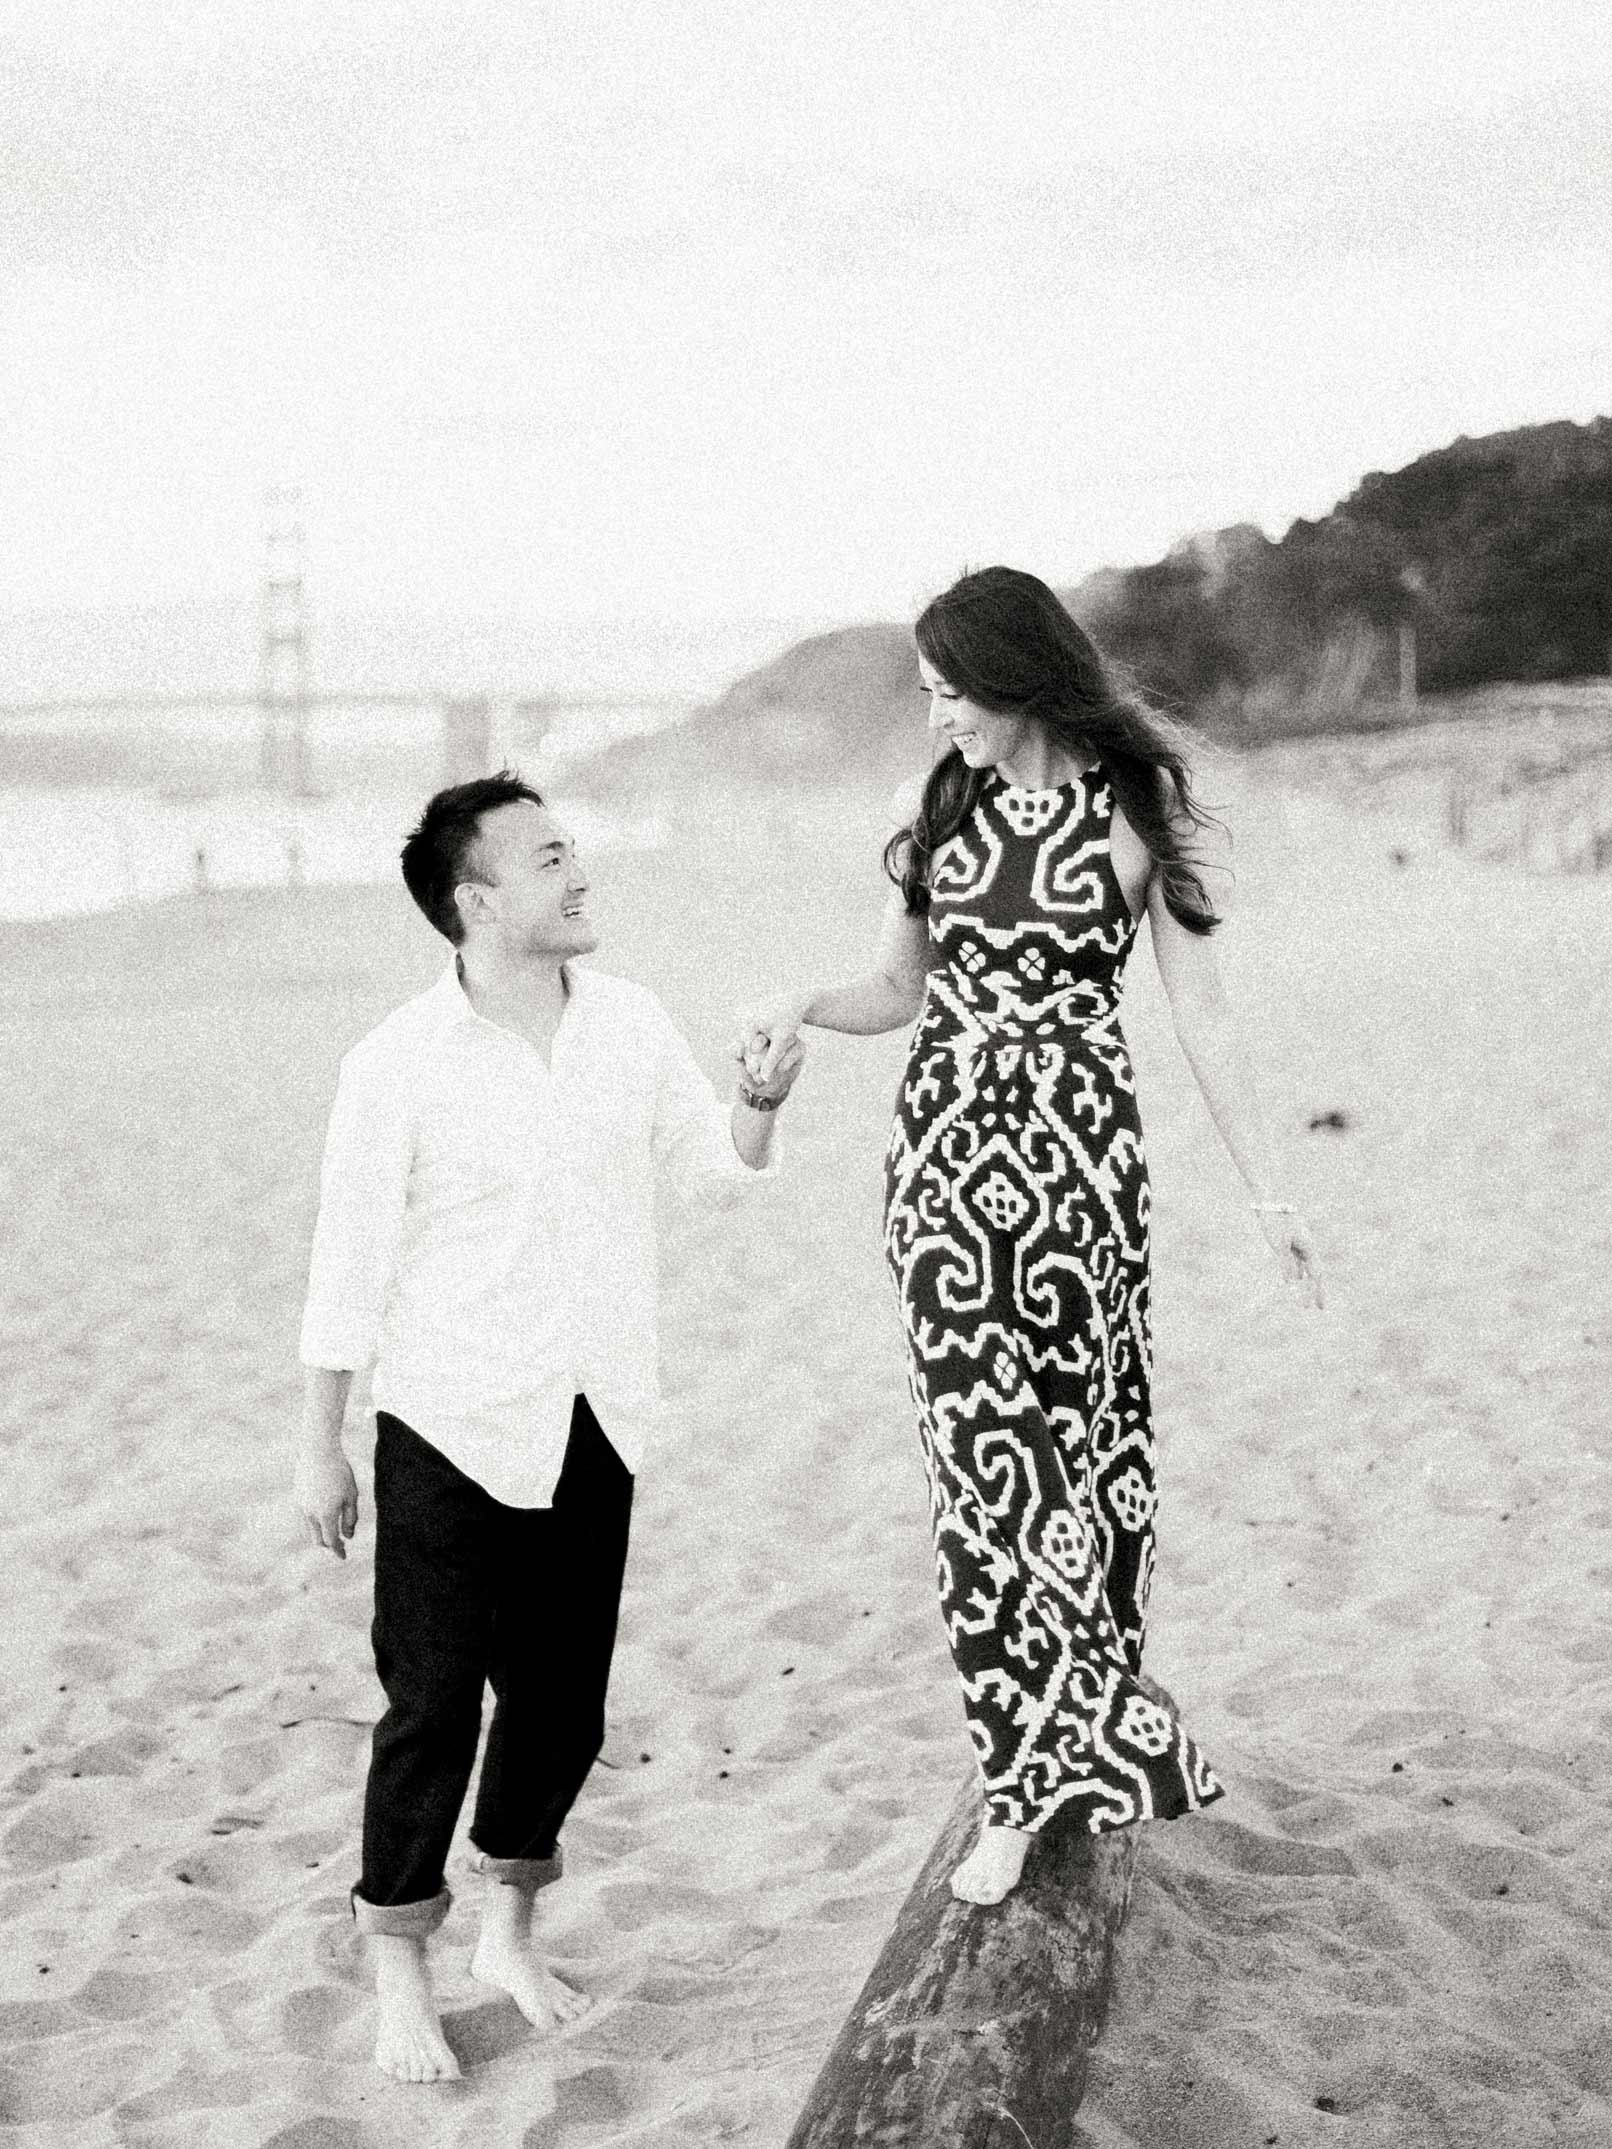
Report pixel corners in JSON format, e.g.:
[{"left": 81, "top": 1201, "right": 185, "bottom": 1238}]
[{"left": 737, "top": 1083, "right": 784, "bottom": 1113}]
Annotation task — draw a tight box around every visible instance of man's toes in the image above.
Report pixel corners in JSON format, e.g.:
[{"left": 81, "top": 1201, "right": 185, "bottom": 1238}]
[
  {"left": 376, "top": 2035, "right": 458, "bottom": 2084},
  {"left": 420, "top": 2038, "right": 458, "bottom": 2080}
]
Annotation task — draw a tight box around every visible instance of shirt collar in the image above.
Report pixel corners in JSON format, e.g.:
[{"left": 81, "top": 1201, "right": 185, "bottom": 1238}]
[{"left": 434, "top": 955, "right": 589, "bottom": 1031}]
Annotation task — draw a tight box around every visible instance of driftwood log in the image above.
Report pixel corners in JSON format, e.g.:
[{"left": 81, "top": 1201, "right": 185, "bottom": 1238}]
[{"left": 783, "top": 1771, "right": 1138, "bottom": 2148}]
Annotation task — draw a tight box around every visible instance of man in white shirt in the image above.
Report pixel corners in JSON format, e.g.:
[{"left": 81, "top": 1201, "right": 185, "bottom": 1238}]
[{"left": 292, "top": 772, "right": 801, "bottom": 2085}]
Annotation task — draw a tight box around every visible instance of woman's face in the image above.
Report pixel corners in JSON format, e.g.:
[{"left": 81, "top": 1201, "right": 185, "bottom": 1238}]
[{"left": 918, "top": 654, "right": 1032, "bottom": 770}]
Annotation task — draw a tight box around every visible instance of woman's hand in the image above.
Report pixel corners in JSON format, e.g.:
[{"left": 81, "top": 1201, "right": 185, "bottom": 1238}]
[
  {"left": 732, "top": 991, "right": 813, "bottom": 1084},
  {"left": 740, "top": 1035, "right": 807, "bottom": 1105},
  {"left": 1254, "top": 1207, "right": 1325, "bottom": 1309}
]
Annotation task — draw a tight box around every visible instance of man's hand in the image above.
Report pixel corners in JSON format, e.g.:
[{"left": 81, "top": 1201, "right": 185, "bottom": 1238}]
[
  {"left": 293, "top": 1445, "right": 360, "bottom": 1558},
  {"left": 739, "top": 1034, "right": 806, "bottom": 1107},
  {"left": 732, "top": 992, "right": 812, "bottom": 1085}
]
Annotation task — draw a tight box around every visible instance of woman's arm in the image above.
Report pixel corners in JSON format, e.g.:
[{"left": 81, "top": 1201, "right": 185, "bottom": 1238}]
[
  {"left": 1146, "top": 821, "right": 1324, "bottom": 1306},
  {"left": 741, "top": 888, "right": 930, "bottom": 1080},
  {"left": 740, "top": 776, "right": 933, "bottom": 1080}
]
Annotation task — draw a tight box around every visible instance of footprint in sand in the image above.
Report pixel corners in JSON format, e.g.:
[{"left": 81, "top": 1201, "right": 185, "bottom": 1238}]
[
  {"left": 810, "top": 1891, "right": 902, "bottom": 1926},
  {"left": 593, "top": 1881, "right": 719, "bottom": 1930},
  {"left": 275, "top": 1982, "right": 370, "bottom": 2060},
  {"left": 0, "top": 1997, "right": 79, "bottom": 2045},
  {"left": 1190, "top": 1815, "right": 1357, "bottom": 1880},
  {"left": 72, "top": 1966, "right": 170, "bottom": 2021},
  {"left": 820, "top": 1821, "right": 887, "bottom": 1875},
  {"left": 444, "top": 1993, "right": 546, "bottom": 2069},
  {"left": 1333, "top": 1884, "right": 1411, "bottom": 1952},
  {"left": 3, "top": 1807, "right": 99, "bottom": 1872},
  {"left": 164, "top": 1844, "right": 260, "bottom": 1893},
  {"left": 269, "top": 1826, "right": 348, "bottom": 1871},
  {"left": 631, "top": 1969, "right": 726, "bottom": 2007},
  {"left": 564, "top": 1816, "right": 640, "bottom": 1858},
  {"left": 214, "top": 1734, "right": 285, "bottom": 1797},
  {"left": 1463, "top": 1770, "right": 1580, "bottom": 1837},
  {"left": 126, "top": 1781, "right": 220, "bottom": 1832},
  {"left": 63, "top": 1730, "right": 164, "bottom": 1777},
  {"left": 311, "top": 1917, "right": 368, "bottom": 1988},
  {"left": 258, "top": 2118, "right": 382, "bottom": 2149},
  {"left": 1330, "top": 1956, "right": 1413, "bottom": 2008},
  {"left": 763, "top": 1594, "right": 855, "bottom": 1648},
  {"left": 1355, "top": 1819, "right": 1567, "bottom": 1906},
  {"left": 549, "top": 2065, "right": 630, "bottom": 2132},
  {"left": 1439, "top": 1838, "right": 1564, "bottom": 1905},
  {"left": 687, "top": 1668, "right": 754, "bottom": 1701},
  {"left": 51, "top": 1639, "right": 122, "bottom": 1683},
  {"left": 114, "top": 1886, "right": 264, "bottom": 1955},
  {"left": 750, "top": 1726, "right": 823, "bottom": 1766},
  {"left": 1, "top": 2036, "right": 155, "bottom": 2126}
]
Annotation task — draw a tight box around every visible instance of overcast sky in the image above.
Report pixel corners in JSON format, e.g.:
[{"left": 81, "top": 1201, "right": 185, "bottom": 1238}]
[{"left": 2, "top": 0, "right": 1609, "bottom": 635}]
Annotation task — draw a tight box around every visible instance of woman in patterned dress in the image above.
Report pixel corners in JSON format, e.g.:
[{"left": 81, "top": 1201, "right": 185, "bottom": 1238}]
[{"left": 739, "top": 567, "right": 1321, "bottom": 1904}]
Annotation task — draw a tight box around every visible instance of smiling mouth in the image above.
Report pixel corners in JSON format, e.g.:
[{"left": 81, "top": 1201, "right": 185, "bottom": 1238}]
[{"left": 562, "top": 902, "right": 587, "bottom": 918}]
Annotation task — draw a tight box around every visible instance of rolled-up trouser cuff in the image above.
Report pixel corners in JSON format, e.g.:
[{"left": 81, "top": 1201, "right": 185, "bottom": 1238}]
[
  {"left": 469, "top": 1845, "right": 564, "bottom": 1893},
  {"left": 350, "top": 1885, "right": 452, "bottom": 1939}
]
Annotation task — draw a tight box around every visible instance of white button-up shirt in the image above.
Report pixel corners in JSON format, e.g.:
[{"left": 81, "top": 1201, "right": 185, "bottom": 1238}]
[{"left": 299, "top": 960, "right": 768, "bottom": 1507}]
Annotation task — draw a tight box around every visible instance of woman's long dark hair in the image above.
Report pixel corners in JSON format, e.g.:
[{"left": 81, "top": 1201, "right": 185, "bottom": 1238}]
[{"left": 884, "top": 566, "right": 1222, "bottom": 935}]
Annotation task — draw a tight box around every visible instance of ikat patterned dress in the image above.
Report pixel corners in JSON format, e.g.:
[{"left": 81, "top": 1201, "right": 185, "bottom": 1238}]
[{"left": 883, "top": 766, "right": 1224, "bottom": 1836}]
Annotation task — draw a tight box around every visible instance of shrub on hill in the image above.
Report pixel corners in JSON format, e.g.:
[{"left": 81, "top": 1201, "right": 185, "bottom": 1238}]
[
  {"left": 578, "top": 416, "right": 1612, "bottom": 781},
  {"left": 1086, "top": 417, "right": 1612, "bottom": 731}
]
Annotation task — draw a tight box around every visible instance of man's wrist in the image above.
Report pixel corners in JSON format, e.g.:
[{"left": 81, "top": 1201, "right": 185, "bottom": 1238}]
[
  {"left": 736, "top": 1081, "right": 787, "bottom": 1113},
  {"left": 299, "top": 1367, "right": 353, "bottom": 1453}
]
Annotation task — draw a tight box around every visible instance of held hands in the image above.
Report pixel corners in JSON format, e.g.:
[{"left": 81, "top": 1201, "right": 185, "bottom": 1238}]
[
  {"left": 737, "top": 1032, "right": 807, "bottom": 1107},
  {"left": 1254, "top": 1206, "right": 1325, "bottom": 1310},
  {"left": 732, "top": 993, "right": 812, "bottom": 1090},
  {"left": 292, "top": 1446, "right": 359, "bottom": 1559}
]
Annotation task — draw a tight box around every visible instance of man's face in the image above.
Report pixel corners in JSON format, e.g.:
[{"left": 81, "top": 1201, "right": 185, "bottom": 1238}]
[{"left": 461, "top": 799, "right": 598, "bottom": 959}]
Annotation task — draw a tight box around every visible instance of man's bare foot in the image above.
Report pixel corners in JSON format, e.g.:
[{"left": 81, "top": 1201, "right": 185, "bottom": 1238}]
[
  {"left": 950, "top": 1822, "right": 1035, "bottom": 1905},
  {"left": 371, "top": 1934, "right": 461, "bottom": 2083},
  {"left": 471, "top": 1887, "right": 590, "bottom": 2032}
]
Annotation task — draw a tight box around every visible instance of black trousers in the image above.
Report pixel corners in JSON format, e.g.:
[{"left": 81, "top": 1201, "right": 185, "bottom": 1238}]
[{"left": 357, "top": 1397, "right": 634, "bottom": 1909}]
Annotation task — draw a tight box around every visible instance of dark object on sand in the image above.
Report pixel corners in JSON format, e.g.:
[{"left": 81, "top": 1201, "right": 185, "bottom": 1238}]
[
  {"left": 784, "top": 1757, "right": 1145, "bottom": 2147},
  {"left": 1308, "top": 1108, "right": 1352, "bottom": 1132}
]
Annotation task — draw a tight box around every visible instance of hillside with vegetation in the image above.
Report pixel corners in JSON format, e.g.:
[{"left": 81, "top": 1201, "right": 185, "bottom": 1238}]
[
  {"left": 572, "top": 621, "right": 927, "bottom": 792},
  {"left": 580, "top": 416, "right": 1612, "bottom": 793},
  {"left": 1082, "top": 415, "right": 1612, "bottom": 736}
]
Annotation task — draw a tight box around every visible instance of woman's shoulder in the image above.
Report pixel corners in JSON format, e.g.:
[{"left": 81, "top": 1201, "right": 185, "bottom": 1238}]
[{"left": 885, "top": 770, "right": 928, "bottom": 830}]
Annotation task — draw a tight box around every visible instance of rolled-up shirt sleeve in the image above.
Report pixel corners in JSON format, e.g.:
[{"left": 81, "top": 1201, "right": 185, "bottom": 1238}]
[
  {"left": 298, "top": 1046, "right": 415, "bottom": 1370},
  {"left": 648, "top": 1000, "right": 777, "bottom": 1210}
]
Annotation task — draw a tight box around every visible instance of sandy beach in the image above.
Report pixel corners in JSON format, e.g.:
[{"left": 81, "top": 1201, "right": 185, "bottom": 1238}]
[{"left": 1, "top": 756, "right": 1610, "bottom": 2148}]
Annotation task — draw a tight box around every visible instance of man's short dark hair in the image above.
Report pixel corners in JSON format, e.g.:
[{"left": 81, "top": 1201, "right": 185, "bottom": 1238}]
[{"left": 400, "top": 771, "right": 546, "bottom": 944}]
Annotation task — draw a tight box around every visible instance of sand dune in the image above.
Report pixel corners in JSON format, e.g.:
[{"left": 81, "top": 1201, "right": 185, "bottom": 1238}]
[{"left": 1, "top": 759, "right": 1609, "bottom": 2146}]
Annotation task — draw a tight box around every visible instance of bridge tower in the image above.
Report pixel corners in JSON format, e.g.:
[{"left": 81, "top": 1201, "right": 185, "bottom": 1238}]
[{"left": 258, "top": 485, "right": 313, "bottom": 793}]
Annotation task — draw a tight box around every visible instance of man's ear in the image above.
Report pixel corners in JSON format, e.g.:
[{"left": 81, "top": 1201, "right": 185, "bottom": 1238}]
[{"left": 453, "top": 881, "right": 490, "bottom": 934}]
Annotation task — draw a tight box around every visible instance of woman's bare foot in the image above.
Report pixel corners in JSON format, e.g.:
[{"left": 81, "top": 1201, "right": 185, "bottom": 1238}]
[
  {"left": 371, "top": 1934, "right": 461, "bottom": 2083},
  {"left": 471, "top": 1886, "right": 591, "bottom": 2032},
  {"left": 950, "top": 1822, "right": 1035, "bottom": 1905}
]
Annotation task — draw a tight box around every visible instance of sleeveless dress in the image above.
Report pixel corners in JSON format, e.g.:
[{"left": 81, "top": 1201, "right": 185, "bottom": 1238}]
[{"left": 883, "top": 765, "right": 1224, "bottom": 1835}]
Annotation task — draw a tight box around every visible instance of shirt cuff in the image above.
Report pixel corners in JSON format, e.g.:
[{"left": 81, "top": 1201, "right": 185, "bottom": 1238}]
[
  {"left": 735, "top": 1143, "right": 784, "bottom": 1181},
  {"left": 297, "top": 1313, "right": 372, "bottom": 1371}
]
